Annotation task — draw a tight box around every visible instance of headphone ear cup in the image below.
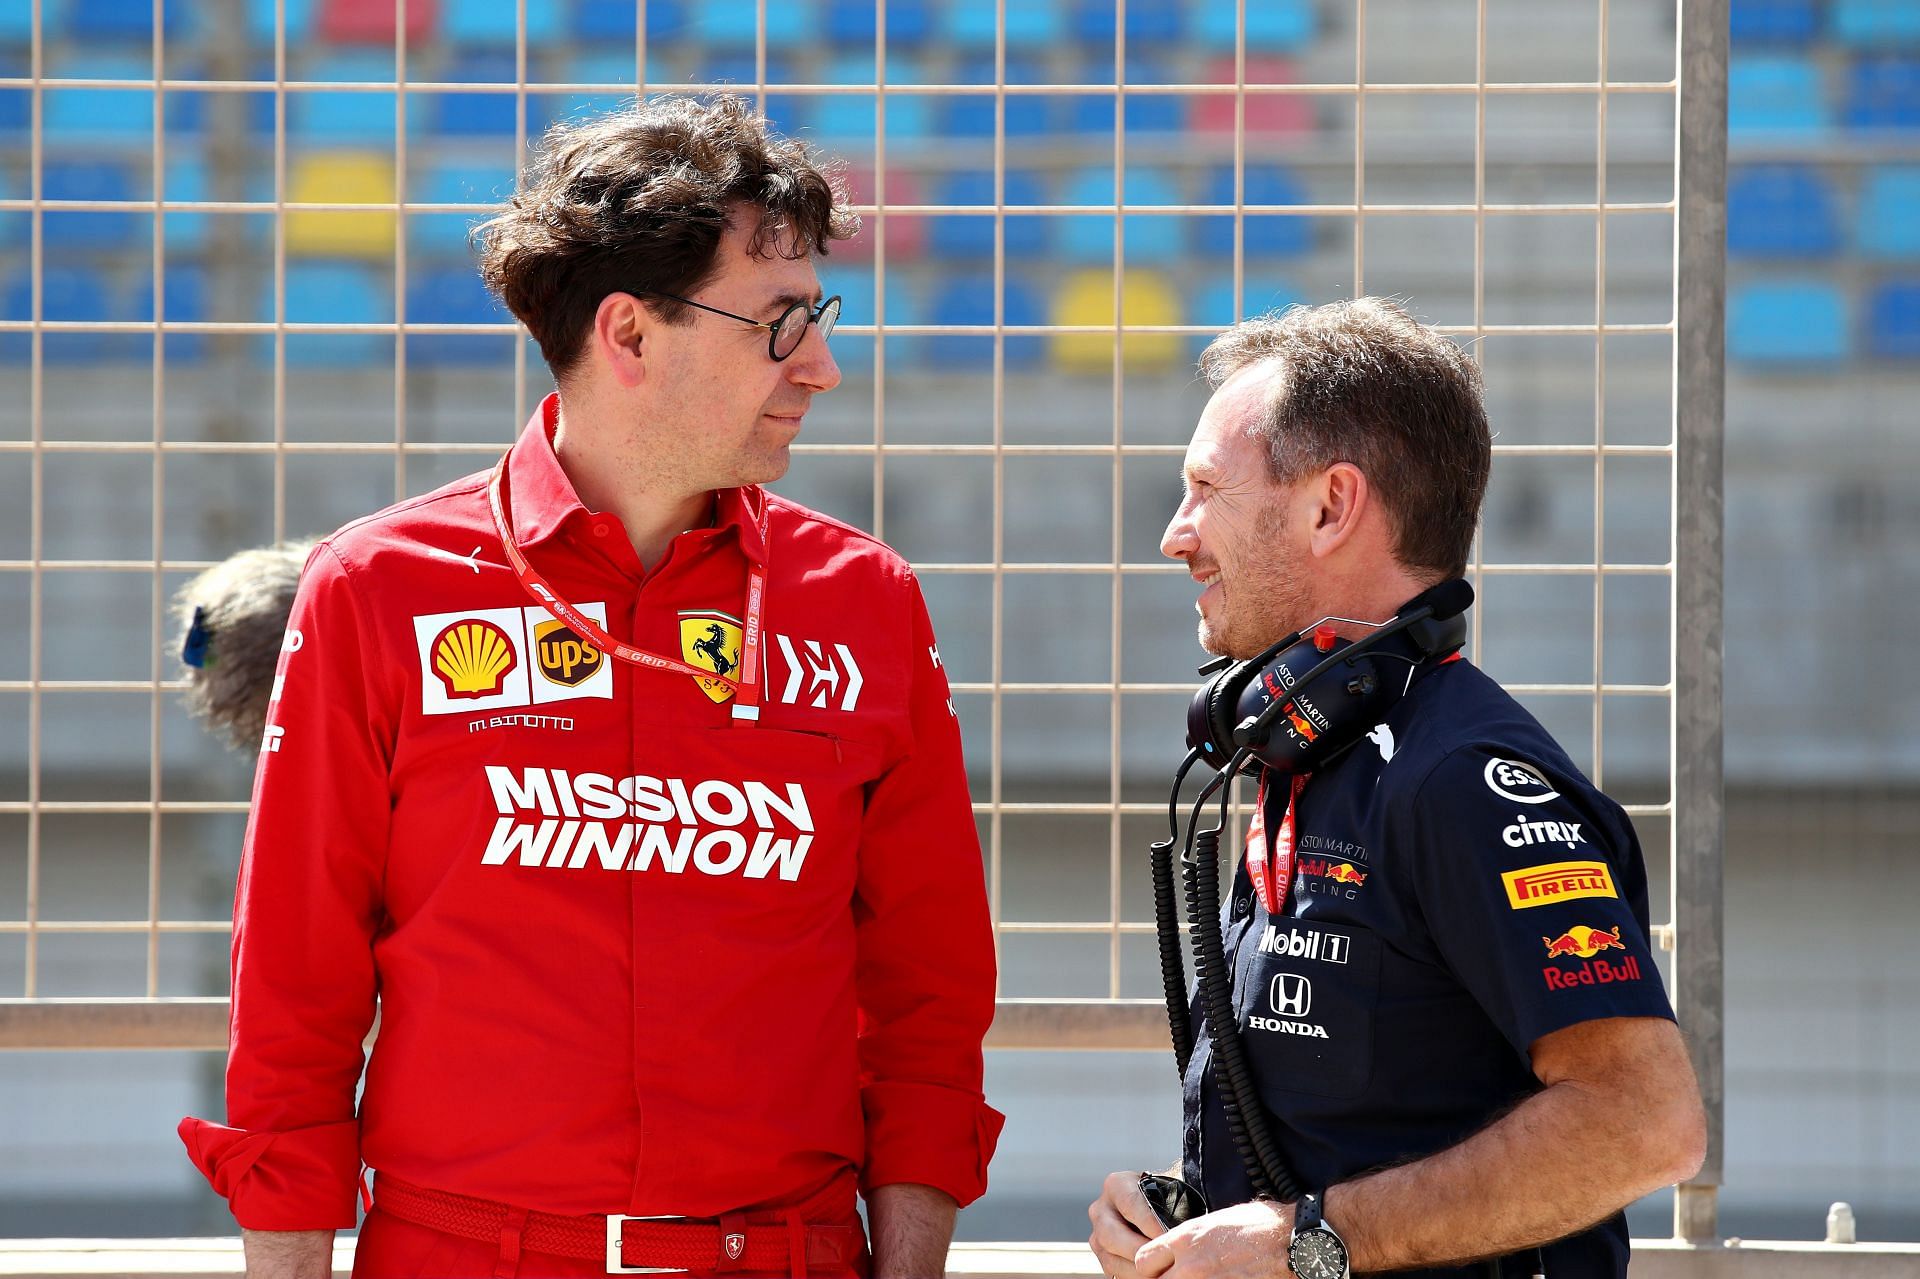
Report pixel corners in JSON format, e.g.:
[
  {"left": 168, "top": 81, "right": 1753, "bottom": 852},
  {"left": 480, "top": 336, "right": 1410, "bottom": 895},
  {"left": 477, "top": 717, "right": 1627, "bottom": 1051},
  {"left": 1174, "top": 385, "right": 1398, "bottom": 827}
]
[{"left": 1208, "top": 661, "right": 1253, "bottom": 748}]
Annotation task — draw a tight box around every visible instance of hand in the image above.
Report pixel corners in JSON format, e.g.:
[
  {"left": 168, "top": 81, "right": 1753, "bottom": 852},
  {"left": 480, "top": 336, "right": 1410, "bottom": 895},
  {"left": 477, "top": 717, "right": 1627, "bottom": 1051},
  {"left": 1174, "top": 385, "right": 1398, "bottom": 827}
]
[
  {"left": 1133, "top": 1199, "right": 1295, "bottom": 1279},
  {"left": 240, "top": 1228, "right": 335, "bottom": 1279},
  {"left": 1087, "top": 1171, "right": 1167, "bottom": 1278}
]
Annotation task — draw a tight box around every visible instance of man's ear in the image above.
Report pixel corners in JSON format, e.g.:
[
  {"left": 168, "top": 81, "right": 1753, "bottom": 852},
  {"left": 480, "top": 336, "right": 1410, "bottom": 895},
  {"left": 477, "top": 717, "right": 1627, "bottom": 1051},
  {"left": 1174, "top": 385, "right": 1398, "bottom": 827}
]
[
  {"left": 592, "top": 292, "right": 650, "bottom": 388},
  {"left": 1307, "top": 462, "right": 1370, "bottom": 560}
]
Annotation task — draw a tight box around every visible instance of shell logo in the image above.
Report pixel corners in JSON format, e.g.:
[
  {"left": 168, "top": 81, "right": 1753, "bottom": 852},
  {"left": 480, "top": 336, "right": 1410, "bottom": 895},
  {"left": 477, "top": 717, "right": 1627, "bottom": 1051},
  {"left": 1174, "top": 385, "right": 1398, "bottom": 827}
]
[{"left": 431, "top": 619, "right": 519, "bottom": 699}]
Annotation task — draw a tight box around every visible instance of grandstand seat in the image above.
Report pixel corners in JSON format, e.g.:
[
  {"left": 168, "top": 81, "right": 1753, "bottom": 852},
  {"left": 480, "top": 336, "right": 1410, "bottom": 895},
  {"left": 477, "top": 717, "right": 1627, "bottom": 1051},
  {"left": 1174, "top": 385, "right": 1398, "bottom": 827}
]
[
  {"left": 1, "top": 265, "right": 118, "bottom": 364},
  {"left": 696, "top": 53, "right": 806, "bottom": 134},
  {"left": 691, "top": 0, "right": 771, "bottom": 45},
  {"left": 46, "top": 53, "right": 156, "bottom": 142},
  {"left": 1198, "top": 165, "right": 1313, "bottom": 258},
  {"left": 1195, "top": 57, "right": 1314, "bottom": 135},
  {"left": 162, "top": 154, "right": 211, "bottom": 250},
  {"left": 1726, "top": 280, "right": 1846, "bottom": 363},
  {"left": 1728, "top": 54, "right": 1827, "bottom": 135},
  {"left": 411, "top": 160, "right": 515, "bottom": 260},
  {"left": 1194, "top": 0, "right": 1314, "bottom": 50},
  {"left": 0, "top": 52, "right": 27, "bottom": 135},
  {"left": 0, "top": 167, "right": 23, "bottom": 247},
  {"left": 945, "top": 56, "right": 1053, "bottom": 137},
  {"left": 1866, "top": 280, "right": 1920, "bottom": 357},
  {"left": 573, "top": 0, "right": 687, "bottom": 40},
  {"left": 406, "top": 267, "right": 509, "bottom": 365},
  {"left": 1845, "top": 59, "right": 1920, "bottom": 130},
  {"left": 1057, "top": 168, "right": 1184, "bottom": 263},
  {"left": 1192, "top": 275, "right": 1304, "bottom": 329},
  {"left": 824, "top": 0, "right": 931, "bottom": 45},
  {"left": 0, "top": 5, "right": 35, "bottom": 41},
  {"left": 1049, "top": 267, "right": 1182, "bottom": 372},
  {"left": 1857, "top": 167, "right": 1920, "bottom": 258},
  {"left": 133, "top": 264, "right": 210, "bottom": 363},
  {"left": 1730, "top": 0, "right": 1819, "bottom": 44},
  {"left": 813, "top": 56, "right": 933, "bottom": 142},
  {"left": 946, "top": 0, "right": 1063, "bottom": 46},
  {"left": 1834, "top": 0, "right": 1920, "bottom": 46},
  {"left": 1070, "top": 0, "right": 1183, "bottom": 43},
  {"left": 246, "top": 0, "right": 316, "bottom": 43},
  {"left": 834, "top": 167, "right": 926, "bottom": 262},
  {"left": 927, "top": 170, "right": 1049, "bottom": 258},
  {"left": 42, "top": 159, "right": 141, "bottom": 249},
  {"left": 445, "top": 0, "right": 562, "bottom": 45},
  {"left": 268, "top": 262, "right": 391, "bottom": 367},
  {"left": 1725, "top": 165, "right": 1842, "bottom": 257},
  {"left": 287, "top": 153, "right": 396, "bottom": 258},
  {"left": 318, "top": 0, "right": 437, "bottom": 44},
  {"left": 928, "top": 276, "right": 1045, "bottom": 369},
  {"left": 812, "top": 266, "right": 920, "bottom": 372},
  {"left": 431, "top": 51, "right": 521, "bottom": 137},
  {"left": 291, "top": 54, "right": 399, "bottom": 142},
  {"left": 67, "top": 0, "right": 192, "bottom": 39},
  {"left": 547, "top": 51, "right": 636, "bottom": 125}
]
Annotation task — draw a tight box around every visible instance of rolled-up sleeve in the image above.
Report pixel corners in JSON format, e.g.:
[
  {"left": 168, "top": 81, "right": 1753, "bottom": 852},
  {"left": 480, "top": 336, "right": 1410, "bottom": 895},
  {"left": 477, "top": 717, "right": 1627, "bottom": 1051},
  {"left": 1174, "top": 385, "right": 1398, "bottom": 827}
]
[
  {"left": 179, "top": 544, "right": 392, "bottom": 1230},
  {"left": 852, "top": 571, "right": 1004, "bottom": 1206}
]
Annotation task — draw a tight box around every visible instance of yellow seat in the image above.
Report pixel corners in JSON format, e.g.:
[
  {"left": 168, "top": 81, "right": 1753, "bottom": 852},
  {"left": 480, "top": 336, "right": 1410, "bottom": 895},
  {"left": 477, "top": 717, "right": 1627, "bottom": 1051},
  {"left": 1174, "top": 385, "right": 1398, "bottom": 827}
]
[
  {"left": 1049, "top": 268, "right": 1184, "bottom": 373},
  {"left": 287, "top": 152, "right": 397, "bottom": 259}
]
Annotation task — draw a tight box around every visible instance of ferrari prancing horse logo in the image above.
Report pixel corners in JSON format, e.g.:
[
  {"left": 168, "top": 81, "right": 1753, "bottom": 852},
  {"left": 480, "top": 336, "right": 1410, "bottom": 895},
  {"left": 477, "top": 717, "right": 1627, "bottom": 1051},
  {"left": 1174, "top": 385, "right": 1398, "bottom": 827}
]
[{"left": 679, "top": 611, "right": 743, "bottom": 703}]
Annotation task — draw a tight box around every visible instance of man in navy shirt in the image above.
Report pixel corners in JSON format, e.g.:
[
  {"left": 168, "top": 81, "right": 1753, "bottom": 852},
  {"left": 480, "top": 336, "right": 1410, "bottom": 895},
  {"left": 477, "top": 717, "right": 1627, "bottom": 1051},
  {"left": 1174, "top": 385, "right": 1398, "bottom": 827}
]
[{"left": 1089, "top": 299, "right": 1705, "bottom": 1278}]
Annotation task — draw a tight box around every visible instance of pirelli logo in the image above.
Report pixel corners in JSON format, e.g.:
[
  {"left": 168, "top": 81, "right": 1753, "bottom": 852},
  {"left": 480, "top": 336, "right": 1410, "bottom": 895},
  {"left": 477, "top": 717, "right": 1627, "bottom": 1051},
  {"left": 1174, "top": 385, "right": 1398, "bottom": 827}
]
[{"left": 1501, "top": 860, "right": 1618, "bottom": 910}]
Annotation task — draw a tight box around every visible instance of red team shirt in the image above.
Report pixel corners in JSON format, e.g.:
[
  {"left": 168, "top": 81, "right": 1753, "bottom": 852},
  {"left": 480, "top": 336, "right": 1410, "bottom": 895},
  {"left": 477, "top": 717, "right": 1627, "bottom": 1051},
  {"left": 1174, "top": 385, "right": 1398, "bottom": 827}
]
[{"left": 181, "top": 396, "right": 1004, "bottom": 1232}]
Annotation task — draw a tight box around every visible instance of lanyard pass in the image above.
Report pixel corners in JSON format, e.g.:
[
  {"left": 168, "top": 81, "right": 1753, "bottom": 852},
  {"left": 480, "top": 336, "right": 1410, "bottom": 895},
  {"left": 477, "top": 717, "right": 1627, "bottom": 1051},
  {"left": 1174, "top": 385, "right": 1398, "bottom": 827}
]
[{"left": 1245, "top": 772, "right": 1309, "bottom": 917}]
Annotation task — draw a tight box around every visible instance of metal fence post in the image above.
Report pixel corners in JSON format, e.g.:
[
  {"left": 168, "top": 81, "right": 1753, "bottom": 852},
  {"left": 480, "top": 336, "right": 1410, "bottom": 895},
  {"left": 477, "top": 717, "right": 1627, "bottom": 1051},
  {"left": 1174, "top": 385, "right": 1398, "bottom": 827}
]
[{"left": 1672, "top": 0, "right": 1727, "bottom": 1246}]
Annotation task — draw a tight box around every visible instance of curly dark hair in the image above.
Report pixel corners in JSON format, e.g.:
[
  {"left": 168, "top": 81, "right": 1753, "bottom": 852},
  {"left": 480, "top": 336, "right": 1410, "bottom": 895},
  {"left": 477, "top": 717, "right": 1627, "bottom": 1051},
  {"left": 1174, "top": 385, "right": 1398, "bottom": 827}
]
[
  {"left": 475, "top": 94, "right": 859, "bottom": 380},
  {"left": 1199, "top": 297, "right": 1492, "bottom": 581}
]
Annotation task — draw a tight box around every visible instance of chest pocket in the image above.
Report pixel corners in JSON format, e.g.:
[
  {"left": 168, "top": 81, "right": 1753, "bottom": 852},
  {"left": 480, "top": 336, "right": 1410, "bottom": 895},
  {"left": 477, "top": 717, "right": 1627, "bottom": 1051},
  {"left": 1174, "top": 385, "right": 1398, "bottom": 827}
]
[{"left": 1235, "top": 917, "right": 1382, "bottom": 1100}]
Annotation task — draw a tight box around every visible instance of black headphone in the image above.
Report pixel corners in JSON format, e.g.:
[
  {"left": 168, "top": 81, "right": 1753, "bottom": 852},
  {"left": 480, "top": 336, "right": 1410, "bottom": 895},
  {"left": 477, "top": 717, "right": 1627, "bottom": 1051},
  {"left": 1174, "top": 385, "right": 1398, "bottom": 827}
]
[{"left": 1185, "top": 578, "right": 1474, "bottom": 775}]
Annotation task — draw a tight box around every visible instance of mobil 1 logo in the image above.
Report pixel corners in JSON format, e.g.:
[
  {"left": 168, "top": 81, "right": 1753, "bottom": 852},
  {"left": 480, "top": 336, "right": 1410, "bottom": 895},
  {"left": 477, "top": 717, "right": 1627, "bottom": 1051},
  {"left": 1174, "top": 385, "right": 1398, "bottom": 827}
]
[{"left": 1257, "top": 921, "right": 1351, "bottom": 965}]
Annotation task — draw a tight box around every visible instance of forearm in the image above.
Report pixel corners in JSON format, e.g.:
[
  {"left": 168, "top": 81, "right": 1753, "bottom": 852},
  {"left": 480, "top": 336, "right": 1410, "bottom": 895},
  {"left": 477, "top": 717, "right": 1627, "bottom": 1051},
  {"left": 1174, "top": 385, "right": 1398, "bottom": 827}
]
[
  {"left": 1327, "top": 1079, "right": 1694, "bottom": 1271},
  {"left": 241, "top": 1228, "right": 335, "bottom": 1279},
  {"left": 868, "top": 1182, "right": 958, "bottom": 1279}
]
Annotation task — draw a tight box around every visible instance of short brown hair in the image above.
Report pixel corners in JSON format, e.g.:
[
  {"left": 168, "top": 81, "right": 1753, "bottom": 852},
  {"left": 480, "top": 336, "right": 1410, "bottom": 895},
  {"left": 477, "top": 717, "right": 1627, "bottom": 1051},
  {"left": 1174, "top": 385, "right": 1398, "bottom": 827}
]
[
  {"left": 1199, "top": 297, "right": 1491, "bottom": 579},
  {"left": 475, "top": 94, "right": 859, "bottom": 380}
]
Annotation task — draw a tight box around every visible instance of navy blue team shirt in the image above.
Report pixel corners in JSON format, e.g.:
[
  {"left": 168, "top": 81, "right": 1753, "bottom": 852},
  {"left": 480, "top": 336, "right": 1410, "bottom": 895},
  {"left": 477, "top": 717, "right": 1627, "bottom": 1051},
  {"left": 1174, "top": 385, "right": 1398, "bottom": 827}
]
[{"left": 1180, "top": 656, "right": 1676, "bottom": 1279}]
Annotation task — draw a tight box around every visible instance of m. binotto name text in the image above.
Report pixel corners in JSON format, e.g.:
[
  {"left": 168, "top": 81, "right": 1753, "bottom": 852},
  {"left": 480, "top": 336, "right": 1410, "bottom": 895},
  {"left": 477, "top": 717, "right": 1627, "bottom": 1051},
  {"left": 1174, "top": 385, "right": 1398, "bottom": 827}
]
[{"left": 482, "top": 766, "right": 816, "bottom": 881}]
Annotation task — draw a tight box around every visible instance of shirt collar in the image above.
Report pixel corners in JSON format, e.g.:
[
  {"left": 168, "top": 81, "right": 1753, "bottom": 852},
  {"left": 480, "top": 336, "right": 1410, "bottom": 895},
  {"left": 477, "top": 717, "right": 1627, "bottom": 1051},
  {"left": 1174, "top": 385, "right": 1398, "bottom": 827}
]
[{"left": 503, "top": 393, "right": 769, "bottom": 565}]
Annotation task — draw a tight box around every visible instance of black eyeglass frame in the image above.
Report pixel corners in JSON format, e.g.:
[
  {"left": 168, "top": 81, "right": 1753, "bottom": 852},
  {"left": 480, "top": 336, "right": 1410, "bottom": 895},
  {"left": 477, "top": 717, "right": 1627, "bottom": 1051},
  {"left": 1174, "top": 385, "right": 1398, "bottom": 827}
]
[{"left": 632, "top": 290, "right": 842, "bottom": 362}]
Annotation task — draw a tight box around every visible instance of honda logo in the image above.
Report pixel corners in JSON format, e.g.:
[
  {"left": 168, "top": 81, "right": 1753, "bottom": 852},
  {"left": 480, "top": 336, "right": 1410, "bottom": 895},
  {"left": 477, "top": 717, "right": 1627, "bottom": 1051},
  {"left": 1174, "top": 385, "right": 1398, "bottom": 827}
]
[{"left": 1269, "top": 973, "right": 1312, "bottom": 1019}]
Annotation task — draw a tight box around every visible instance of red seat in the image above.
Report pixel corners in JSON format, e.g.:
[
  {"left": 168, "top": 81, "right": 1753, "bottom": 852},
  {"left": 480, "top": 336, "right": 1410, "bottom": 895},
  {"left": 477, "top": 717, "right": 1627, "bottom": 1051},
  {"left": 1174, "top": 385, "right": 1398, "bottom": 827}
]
[
  {"left": 1195, "top": 56, "right": 1315, "bottom": 136},
  {"left": 835, "top": 167, "right": 928, "bottom": 264},
  {"left": 319, "top": 0, "right": 438, "bottom": 43}
]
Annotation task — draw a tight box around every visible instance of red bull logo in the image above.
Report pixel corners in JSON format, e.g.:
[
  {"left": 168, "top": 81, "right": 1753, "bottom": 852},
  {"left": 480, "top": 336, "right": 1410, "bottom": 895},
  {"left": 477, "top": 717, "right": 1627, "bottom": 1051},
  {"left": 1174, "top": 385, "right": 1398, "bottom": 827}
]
[
  {"left": 1324, "top": 862, "right": 1366, "bottom": 886},
  {"left": 1541, "top": 924, "right": 1625, "bottom": 960},
  {"left": 1283, "top": 703, "right": 1320, "bottom": 744}
]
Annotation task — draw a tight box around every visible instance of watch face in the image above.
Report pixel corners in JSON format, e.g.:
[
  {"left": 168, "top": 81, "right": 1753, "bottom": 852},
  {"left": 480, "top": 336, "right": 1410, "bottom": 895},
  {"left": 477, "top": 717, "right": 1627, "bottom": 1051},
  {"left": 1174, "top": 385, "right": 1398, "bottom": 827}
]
[{"left": 1289, "top": 1228, "right": 1348, "bottom": 1279}]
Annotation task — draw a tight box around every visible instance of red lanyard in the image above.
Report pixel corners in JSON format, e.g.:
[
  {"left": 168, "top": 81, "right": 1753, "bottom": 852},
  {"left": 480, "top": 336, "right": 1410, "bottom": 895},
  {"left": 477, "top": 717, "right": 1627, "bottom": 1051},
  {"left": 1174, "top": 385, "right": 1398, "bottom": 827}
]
[
  {"left": 1245, "top": 772, "right": 1310, "bottom": 916},
  {"left": 486, "top": 449, "right": 769, "bottom": 723}
]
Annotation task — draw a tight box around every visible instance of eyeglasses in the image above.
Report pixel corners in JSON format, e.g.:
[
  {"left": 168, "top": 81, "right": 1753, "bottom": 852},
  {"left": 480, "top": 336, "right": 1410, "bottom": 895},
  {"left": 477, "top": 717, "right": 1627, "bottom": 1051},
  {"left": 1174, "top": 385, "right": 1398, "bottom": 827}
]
[{"left": 634, "top": 290, "right": 842, "bottom": 362}]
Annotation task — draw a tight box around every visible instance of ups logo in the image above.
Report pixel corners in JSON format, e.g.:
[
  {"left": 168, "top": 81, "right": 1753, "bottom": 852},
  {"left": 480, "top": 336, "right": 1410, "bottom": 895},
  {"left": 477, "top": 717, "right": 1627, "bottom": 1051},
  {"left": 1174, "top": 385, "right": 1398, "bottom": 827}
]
[{"left": 534, "top": 619, "right": 602, "bottom": 687}]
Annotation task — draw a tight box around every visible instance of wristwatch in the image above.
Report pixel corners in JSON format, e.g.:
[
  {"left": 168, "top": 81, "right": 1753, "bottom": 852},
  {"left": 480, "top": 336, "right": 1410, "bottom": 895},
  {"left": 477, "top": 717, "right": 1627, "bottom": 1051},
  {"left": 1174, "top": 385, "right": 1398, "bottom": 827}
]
[{"left": 1287, "top": 1191, "right": 1350, "bottom": 1279}]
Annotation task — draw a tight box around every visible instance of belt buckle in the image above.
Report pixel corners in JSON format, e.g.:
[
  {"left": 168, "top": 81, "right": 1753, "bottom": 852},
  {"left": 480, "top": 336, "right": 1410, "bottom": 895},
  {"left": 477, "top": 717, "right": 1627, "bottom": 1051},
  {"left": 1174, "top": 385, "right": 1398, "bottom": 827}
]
[{"left": 605, "top": 1215, "right": 691, "bottom": 1275}]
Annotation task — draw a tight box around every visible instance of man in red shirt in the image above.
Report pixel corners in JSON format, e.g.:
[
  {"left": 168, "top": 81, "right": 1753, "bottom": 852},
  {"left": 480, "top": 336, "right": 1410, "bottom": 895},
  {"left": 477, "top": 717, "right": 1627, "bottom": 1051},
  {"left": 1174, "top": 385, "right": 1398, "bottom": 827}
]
[{"left": 181, "top": 95, "right": 1003, "bottom": 1279}]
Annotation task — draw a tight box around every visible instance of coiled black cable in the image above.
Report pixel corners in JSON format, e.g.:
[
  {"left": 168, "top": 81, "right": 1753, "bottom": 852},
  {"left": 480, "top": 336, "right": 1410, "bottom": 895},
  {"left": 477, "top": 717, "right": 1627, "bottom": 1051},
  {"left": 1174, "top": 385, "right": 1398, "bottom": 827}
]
[
  {"left": 1150, "top": 748, "right": 1204, "bottom": 1077},
  {"left": 1181, "top": 748, "right": 1301, "bottom": 1203}
]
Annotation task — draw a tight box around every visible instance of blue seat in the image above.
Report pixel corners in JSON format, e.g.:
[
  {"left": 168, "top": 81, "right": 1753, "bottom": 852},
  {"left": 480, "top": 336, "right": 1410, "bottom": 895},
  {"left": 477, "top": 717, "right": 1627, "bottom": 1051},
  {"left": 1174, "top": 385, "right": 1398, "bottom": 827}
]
[
  {"left": 46, "top": 53, "right": 156, "bottom": 141},
  {"left": 0, "top": 51, "right": 28, "bottom": 134},
  {"left": 1867, "top": 280, "right": 1920, "bottom": 357},
  {"left": 0, "top": 4, "right": 36, "bottom": 40},
  {"left": 1194, "top": 0, "right": 1314, "bottom": 50},
  {"left": 445, "top": 0, "right": 562, "bottom": 44},
  {"left": 1846, "top": 59, "right": 1920, "bottom": 130},
  {"left": 691, "top": 0, "right": 765, "bottom": 45},
  {"left": 246, "top": 0, "right": 316, "bottom": 43},
  {"left": 1199, "top": 165, "right": 1313, "bottom": 258},
  {"left": 813, "top": 267, "right": 920, "bottom": 372},
  {"left": 696, "top": 53, "right": 806, "bottom": 134},
  {"left": 1725, "top": 165, "right": 1842, "bottom": 257},
  {"left": 43, "top": 159, "right": 142, "bottom": 249},
  {"left": 814, "top": 56, "right": 935, "bottom": 142},
  {"left": 433, "top": 50, "right": 523, "bottom": 137},
  {"left": 928, "top": 277, "right": 1044, "bottom": 369},
  {"left": 928, "top": 170, "right": 1049, "bottom": 258},
  {"left": 824, "top": 0, "right": 930, "bottom": 45},
  {"left": 946, "top": 57, "right": 1052, "bottom": 137},
  {"left": 1058, "top": 168, "right": 1184, "bottom": 263},
  {"left": 268, "top": 262, "right": 391, "bottom": 367},
  {"left": 1857, "top": 167, "right": 1920, "bottom": 258},
  {"left": 1728, "top": 55, "right": 1827, "bottom": 136},
  {"left": 163, "top": 154, "right": 212, "bottom": 250},
  {"left": 946, "top": 0, "right": 1062, "bottom": 45},
  {"left": 1730, "top": 0, "right": 1819, "bottom": 44},
  {"left": 1727, "top": 280, "right": 1846, "bottom": 363},
  {"left": 1834, "top": 0, "right": 1920, "bottom": 46},
  {"left": 1, "top": 265, "right": 119, "bottom": 364},
  {"left": 133, "top": 264, "right": 210, "bottom": 363},
  {"left": 1191, "top": 276, "right": 1303, "bottom": 353},
  {"left": 574, "top": 0, "right": 686, "bottom": 39},
  {"left": 292, "top": 53, "right": 397, "bottom": 142},
  {"left": 1070, "top": 0, "right": 1182, "bottom": 43},
  {"left": 546, "top": 51, "right": 635, "bottom": 126},
  {"left": 65, "top": 0, "right": 192, "bottom": 38},
  {"left": 407, "top": 267, "right": 510, "bottom": 366},
  {"left": 411, "top": 160, "right": 514, "bottom": 260},
  {"left": 0, "top": 167, "right": 24, "bottom": 247}
]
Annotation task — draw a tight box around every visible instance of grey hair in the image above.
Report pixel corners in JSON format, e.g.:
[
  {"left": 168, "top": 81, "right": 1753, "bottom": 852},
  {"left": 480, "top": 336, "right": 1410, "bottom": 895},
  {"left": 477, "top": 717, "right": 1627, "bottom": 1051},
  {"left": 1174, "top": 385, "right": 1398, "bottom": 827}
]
[{"left": 173, "top": 540, "right": 315, "bottom": 752}]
